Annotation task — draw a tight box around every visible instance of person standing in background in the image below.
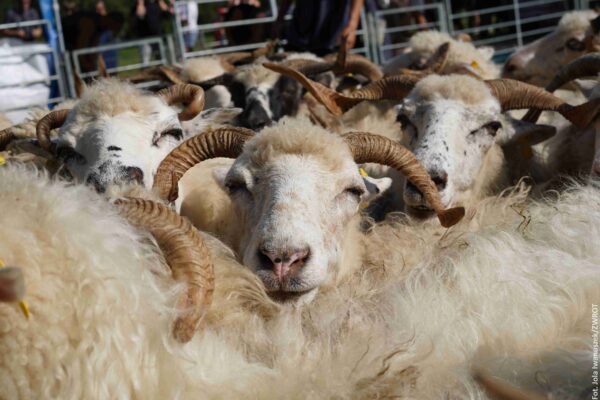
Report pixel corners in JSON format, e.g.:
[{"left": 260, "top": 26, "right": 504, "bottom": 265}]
[
  {"left": 177, "top": 1, "right": 199, "bottom": 52},
  {"left": 132, "top": 0, "right": 172, "bottom": 64},
  {"left": 2, "top": 0, "right": 43, "bottom": 42},
  {"left": 271, "top": 0, "right": 365, "bottom": 55}
]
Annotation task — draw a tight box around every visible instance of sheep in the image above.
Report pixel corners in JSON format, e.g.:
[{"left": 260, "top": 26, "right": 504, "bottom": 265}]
[
  {"left": 152, "top": 117, "right": 464, "bottom": 299},
  {"left": 2, "top": 162, "right": 599, "bottom": 399},
  {"left": 383, "top": 30, "right": 500, "bottom": 80},
  {"left": 519, "top": 54, "right": 600, "bottom": 182},
  {"left": 266, "top": 62, "right": 600, "bottom": 217},
  {"left": 12, "top": 79, "right": 240, "bottom": 192},
  {"left": 503, "top": 10, "right": 600, "bottom": 87}
]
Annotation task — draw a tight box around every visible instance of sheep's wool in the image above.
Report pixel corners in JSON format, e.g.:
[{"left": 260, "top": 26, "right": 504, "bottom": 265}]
[{"left": 1, "top": 165, "right": 599, "bottom": 399}]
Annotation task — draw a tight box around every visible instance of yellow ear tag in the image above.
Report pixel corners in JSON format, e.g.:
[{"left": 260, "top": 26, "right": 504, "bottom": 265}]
[
  {"left": 470, "top": 60, "right": 481, "bottom": 71},
  {"left": 358, "top": 168, "right": 370, "bottom": 209},
  {"left": 0, "top": 259, "right": 30, "bottom": 319},
  {"left": 0, "top": 155, "right": 6, "bottom": 166}
]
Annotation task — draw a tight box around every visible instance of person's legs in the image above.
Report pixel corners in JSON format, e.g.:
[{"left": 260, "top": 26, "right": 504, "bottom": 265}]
[{"left": 141, "top": 43, "right": 151, "bottom": 65}]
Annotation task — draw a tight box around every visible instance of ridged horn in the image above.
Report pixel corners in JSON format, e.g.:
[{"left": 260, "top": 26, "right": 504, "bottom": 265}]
[
  {"left": 115, "top": 198, "right": 213, "bottom": 343},
  {"left": 473, "top": 371, "right": 547, "bottom": 400},
  {"left": 264, "top": 62, "right": 418, "bottom": 116},
  {"left": 523, "top": 54, "right": 600, "bottom": 123},
  {"left": 74, "top": 73, "right": 86, "bottom": 98},
  {"left": 486, "top": 79, "right": 600, "bottom": 128},
  {"left": 423, "top": 42, "right": 450, "bottom": 73},
  {"left": 97, "top": 54, "right": 108, "bottom": 78},
  {"left": 0, "top": 128, "right": 15, "bottom": 151},
  {"left": 36, "top": 109, "right": 70, "bottom": 151},
  {"left": 343, "top": 132, "right": 465, "bottom": 227},
  {"left": 158, "top": 84, "right": 205, "bottom": 121},
  {"left": 153, "top": 126, "right": 255, "bottom": 202}
]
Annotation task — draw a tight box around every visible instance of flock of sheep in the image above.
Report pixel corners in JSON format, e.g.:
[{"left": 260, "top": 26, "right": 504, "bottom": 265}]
[{"left": 1, "top": 9, "right": 600, "bottom": 399}]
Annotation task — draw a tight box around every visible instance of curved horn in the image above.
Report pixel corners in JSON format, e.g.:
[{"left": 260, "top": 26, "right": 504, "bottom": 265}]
[
  {"left": 219, "top": 51, "right": 254, "bottom": 70},
  {"left": 115, "top": 197, "right": 213, "bottom": 343},
  {"left": 158, "top": 84, "right": 205, "bottom": 121},
  {"left": 97, "top": 54, "right": 108, "bottom": 78},
  {"left": 264, "top": 62, "right": 418, "bottom": 116},
  {"left": 486, "top": 79, "right": 600, "bottom": 128},
  {"left": 36, "top": 109, "right": 70, "bottom": 152},
  {"left": 473, "top": 371, "right": 547, "bottom": 400},
  {"left": 0, "top": 128, "right": 15, "bottom": 151},
  {"left": 523, "top": 54, "right": 600, "bottom": 123},
  {"left": 423, "top": 42, "right": 450, "bottom": 73},
  {"left": 343, "top": 132, "right": 465, "bottom": 228},
  {"left": 195, "top": 73, "right": 235, "bottom": 89},
  {"left": 153, "top": 126, "right": 255, "bottom": 202}
]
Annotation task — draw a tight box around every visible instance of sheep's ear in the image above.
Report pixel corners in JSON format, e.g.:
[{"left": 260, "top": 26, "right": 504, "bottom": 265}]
[
  {"left": 574, "top": 79, "right": 598, "bottom": 99},
  {"left": 477, "top": 46, "right": 495, "bottom": 61},
  {"left": 198, "top": 107, "right": 243, "bottom": 125},
  {"left": 450, "top": 62, "right": 485, "bottom": 79},
  {"left": 498, "top": 118, "right": 556, "bottom": 147},
  {"left": 212, "top": 167, "right": 229, "bottom": 190},
  {"left": 362, "top": 176, "right": 392, "bottom": 203}
]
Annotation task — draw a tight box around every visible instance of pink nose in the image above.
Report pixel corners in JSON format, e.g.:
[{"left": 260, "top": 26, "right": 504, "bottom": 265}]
[{"left": 259, "top": 247, "right": 310, "bottom": 281}]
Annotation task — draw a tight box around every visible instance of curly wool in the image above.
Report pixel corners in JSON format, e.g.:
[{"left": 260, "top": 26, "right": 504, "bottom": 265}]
[{"left": 1, "top": 164, "right": 599, "bottom": 399}]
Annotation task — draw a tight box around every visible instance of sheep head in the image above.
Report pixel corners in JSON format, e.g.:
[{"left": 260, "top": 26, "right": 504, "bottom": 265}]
[
  {"left": 397, "top": 75, "right": 600, "bottom": 212},
  {"left": 35, "top": 79, "right": 239, "bottom": 192},
  {"left": 152, "top": 119, "right": 464, "bottom": 302},
  {"left": 503, "top": 10, "right": 600, "bottom": 87}
]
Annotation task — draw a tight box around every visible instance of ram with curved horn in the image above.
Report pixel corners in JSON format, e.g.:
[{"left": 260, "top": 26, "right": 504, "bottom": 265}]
[
  {"left": 268, "top": 59, "right": 600, "bottom": 210},
  {"left": 32, "top": 79, "right": 240, "bottom": 192},
  {"left": 503, "top": 10, "right": 600, "bottom": 87},
  {"left": 522, "top": 54, "right": 600, "bottom": 178},
  {"left": 115, "top": 197, "right": 214, "bottom": 343},
  {"left": 151, "top": 117, "right": 463, "bottom": 302},
  {"left": 383, "top": 30, "right": 500, "bottom": 80}
]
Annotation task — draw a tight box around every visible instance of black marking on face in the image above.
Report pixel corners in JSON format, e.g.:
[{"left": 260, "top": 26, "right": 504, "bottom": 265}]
[
  {"left": 107, "top": 146, "right": 122, "bottom": 151},
  {"left": 270, "top": 76, "right": 302, "bottom": 121}
]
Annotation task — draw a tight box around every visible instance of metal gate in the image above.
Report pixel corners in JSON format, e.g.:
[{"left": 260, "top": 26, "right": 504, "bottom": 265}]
[
  {"left": 0, "top": 19, "right": 68, "bottom": 115},
  {"left": 172, "top": 0, "right": 373, "bottom": 60}
]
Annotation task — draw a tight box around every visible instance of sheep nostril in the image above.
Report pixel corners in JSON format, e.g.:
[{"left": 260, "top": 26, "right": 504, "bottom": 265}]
[
  {"left": 124, "top": 166, "right": 144, "bottom": 185},
  {"left": 431, "top": 172, "right": 448, "bottom": 191},
  {"left": 504, "top": 63, "right": 517, "bottom": 73},
  {"left": 258, "top": 246, "right": 310, "bottom": 280}
]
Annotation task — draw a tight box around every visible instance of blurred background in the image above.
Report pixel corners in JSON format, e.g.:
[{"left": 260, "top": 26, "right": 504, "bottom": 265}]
[{"left": 0, "top": 0, "right": 597, "bottom": 122}]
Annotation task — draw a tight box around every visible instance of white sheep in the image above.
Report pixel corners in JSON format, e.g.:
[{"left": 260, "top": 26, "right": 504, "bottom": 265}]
[
  {"left": 1, "top": 161, "right": 599, "bottom": 398},
  {"left": 383, "top": 30, "right": 500, "bottom": 80},
  {"left": 14, "top": 79, "right": 240, "bottom": 192},
  {"left": 265, "top": 63, "right": 600, "bottom": 215},
  {"left": 503, "top": 10, "right": 600, "bottom": 87}
]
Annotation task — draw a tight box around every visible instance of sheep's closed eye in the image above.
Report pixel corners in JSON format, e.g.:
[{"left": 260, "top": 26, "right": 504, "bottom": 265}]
[
  {"left": 344, "top": 186, "right": 365, "bottom": 200},
  {"left": 471, "top": 121, "right": 501, "bottom": 137},
  {"left": 152, "top": 128, "right": 183, "bottom": 146},
  {"left": 225, "top": 179, "right": 249, "bottom": 195},
  {"left": 565, "top": 38, "right": 586, "bottom": 52}
]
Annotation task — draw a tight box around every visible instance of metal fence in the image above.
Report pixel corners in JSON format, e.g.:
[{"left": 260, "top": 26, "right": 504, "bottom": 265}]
[
  {"left": 0, "top": 19, "right": 68, "bottom": 113},
  {"left": 171, "top": 0, "right": 374, "bottom": 60},
  {"left": 2, "top": 0, "right": 600, "bottom": 115}
]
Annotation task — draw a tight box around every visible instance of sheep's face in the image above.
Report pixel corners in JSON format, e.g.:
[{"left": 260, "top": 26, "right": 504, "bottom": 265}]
[
  {"left": 503, "top": 12, "right": 599, "bottom": 86},
  {"left": 215, "top": 125, "right": 390, "bottom": 301},
  {"left": 230, "top": 66, "right": 303, "bottom": 130},
  {"left": 57, "top": 96, "right": 184, "bottom": 191},
  {"left": 398, "top": 95, "right": 502, "bottom": 212}
]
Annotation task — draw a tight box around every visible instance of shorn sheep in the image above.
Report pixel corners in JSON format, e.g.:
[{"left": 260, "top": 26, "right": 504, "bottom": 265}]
[
  {"left": 266, "top": 62, "right": 600, "bottom": 214},
  {"left": 1, "top": 160, "right": 599, "bottom": 398}
]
